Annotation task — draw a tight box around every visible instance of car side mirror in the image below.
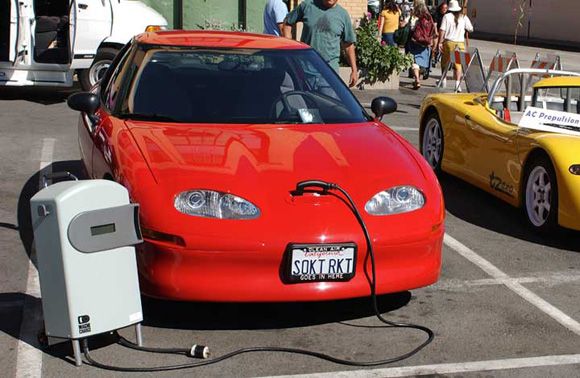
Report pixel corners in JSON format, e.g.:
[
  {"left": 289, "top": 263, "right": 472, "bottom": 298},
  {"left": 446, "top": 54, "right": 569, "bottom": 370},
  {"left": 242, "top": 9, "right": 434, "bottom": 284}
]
[
  {"left": 67, "top": 92, "right": 99, "bottom": 115},
  {"left": 371, "top": 97, "right": 397, "bottom": 119}
]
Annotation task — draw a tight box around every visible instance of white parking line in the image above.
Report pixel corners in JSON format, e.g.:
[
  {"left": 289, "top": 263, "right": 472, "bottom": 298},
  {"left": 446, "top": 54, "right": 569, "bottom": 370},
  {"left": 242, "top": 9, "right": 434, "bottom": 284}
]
[
  {"left": 15, "top": 138, "right": 54, "bottom": 378},
  {"left": 15, "top": 250, "right": 43, "bottom": 378},
  {"left": 266, "top": 354, "right": 580, "bottom": 378},
  {"left": 444, "top": 233, "right": 580, "bottom": 336},
  {"left": 389, "top": 126, "right": 418, "bottom": 131},
  {"left": 433, "top": 271, "right": 580, "bottom": 291}
]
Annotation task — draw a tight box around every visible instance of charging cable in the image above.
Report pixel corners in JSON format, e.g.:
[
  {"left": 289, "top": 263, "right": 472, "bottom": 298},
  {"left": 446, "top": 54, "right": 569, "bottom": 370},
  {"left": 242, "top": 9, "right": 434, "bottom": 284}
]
[{"left": 81, "top": 179, "right": 435, "bottom": 372}]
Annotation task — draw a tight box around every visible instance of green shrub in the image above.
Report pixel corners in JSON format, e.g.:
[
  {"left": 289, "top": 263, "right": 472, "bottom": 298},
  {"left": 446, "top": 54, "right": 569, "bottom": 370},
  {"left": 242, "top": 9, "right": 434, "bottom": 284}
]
[{"left": 355, "top": 16, "right": 413, "bottom": 86}]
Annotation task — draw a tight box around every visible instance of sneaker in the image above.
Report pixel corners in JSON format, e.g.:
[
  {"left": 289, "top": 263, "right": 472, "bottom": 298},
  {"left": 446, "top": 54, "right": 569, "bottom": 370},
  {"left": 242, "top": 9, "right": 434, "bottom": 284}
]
[{"left": 437, "top": 78, "right": 447, "bottom": 88}]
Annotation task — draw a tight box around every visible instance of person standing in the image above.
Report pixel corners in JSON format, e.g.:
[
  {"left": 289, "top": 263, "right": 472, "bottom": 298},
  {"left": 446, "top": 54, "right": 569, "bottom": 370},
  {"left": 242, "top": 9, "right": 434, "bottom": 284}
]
[
  {"left": 431, "top": 1, "right": 448, "bottom": 67},
  {"left": 264, "top": 0, "right": 289, "bottom": 36},
  {"left": 400, "top": 0, "right": 412, "bottom": 23},
  {"left": 407, "top": 1, "right": 435, "bottom": 89},
  {"left": 436, "top": 0, "right": 473, "bottom": 91},
  {"left": 432, "top": 0, "right": 448, "bottom": 30},
  {"left": 283, "top": 0, "right": 358, "bottom": 87},
  {"left": 378, "top": 1, "right": 401, "bottom": 46}
]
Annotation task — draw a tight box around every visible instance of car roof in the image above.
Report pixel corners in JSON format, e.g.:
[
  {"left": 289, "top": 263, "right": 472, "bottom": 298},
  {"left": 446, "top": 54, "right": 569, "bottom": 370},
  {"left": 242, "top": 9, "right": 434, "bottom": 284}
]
[
  {"left": 533, "top": 76, "right": 580, "bottom": 89},
  {"left": 135, "top": 30, "right": 310, "bottom": 50}
]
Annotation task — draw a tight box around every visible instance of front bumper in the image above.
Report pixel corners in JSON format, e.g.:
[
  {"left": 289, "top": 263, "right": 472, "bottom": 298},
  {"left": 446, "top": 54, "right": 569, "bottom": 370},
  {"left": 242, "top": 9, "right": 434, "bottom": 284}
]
[{"left": 137, "top": 226, "right": 444, "bottom": 302}]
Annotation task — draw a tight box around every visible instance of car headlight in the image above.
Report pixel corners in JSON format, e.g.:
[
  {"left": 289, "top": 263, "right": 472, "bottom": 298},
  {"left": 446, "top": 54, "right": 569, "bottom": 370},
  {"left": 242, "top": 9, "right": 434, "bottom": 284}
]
[
  {"left": 174, "top": 190, "right": 260, "bottom": 219},
  {"left": 365, "top": 186, "right": 425, "bottom": 215}
]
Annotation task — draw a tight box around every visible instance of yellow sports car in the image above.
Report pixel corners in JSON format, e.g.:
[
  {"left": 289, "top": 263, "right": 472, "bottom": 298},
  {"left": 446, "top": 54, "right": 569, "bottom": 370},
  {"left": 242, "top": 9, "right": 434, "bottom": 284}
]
[{"left": 419, "top": 69, "right": 580, "bottom": 231}]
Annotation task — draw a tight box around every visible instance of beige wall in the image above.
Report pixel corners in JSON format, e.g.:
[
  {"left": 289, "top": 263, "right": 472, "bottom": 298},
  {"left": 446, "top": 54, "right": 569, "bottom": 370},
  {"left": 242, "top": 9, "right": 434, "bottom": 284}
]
[
  {"left": 291, "top": 0, "right": 367, "bottom": 22},
  {"left": 468, "top": 0, "right": 580, "bottom": 45},
  {"left": 339, "top": 0, "right": 368, "bottom": 21}
]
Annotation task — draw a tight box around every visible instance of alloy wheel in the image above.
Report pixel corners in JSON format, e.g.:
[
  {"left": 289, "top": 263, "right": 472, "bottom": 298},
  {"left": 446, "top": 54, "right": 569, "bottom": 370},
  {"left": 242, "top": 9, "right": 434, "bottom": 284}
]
[
  {"left": 525, "top": 165, "right": 552, "bottom": 227},
  {"left": 422, "top": 117, "right": 443, "bottom": 170}
]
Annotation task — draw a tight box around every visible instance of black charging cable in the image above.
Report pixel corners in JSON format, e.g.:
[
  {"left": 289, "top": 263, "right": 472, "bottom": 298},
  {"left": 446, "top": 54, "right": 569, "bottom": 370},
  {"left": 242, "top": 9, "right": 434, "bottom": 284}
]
[{"left": 81, "top": 180, "right": 435, "bottom": 372}]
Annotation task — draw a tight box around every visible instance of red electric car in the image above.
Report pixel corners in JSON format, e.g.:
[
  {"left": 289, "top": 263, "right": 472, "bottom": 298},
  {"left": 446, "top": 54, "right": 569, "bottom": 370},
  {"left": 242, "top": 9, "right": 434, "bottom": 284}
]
[{"left": 68, "top": 31, "right": 444, "bottom": 302}]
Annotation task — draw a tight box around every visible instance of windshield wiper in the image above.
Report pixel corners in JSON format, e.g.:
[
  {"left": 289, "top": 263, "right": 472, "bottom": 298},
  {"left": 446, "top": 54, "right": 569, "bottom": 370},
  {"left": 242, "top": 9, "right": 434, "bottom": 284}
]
[
  {"left": 119, "top": 113, "right": 182, "bottom": 123},
  {"left": 273, "top": 120, "right": 307, "bottom": 124}
]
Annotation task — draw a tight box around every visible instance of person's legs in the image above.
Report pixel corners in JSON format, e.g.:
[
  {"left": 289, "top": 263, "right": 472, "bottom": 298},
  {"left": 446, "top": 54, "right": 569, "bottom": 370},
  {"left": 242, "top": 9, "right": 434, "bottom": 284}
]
[
  {"left": 440, "top": 41, "right": 453, "bottom": 88},
  {"left": 383, "top": 33, "right": 396, "bottom": 46},
  {"left": 453, "top": 42, "right": 465, "bottom": 92},
  {"left": 412, "top": 63, "right": 421, "bottom": 89}
]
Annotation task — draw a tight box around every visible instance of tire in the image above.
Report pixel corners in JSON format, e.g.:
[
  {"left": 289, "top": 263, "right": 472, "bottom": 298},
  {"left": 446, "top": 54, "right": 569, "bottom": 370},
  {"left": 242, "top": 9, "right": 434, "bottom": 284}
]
[
  {"left": 78, "top": 47, "right": 119, "bottom": 91},
  {"left": 523, "top": 155, "right": 558, "bottom": 231},
  {"left": 421, "top": 112, "right": 444, "bottom": 173}
]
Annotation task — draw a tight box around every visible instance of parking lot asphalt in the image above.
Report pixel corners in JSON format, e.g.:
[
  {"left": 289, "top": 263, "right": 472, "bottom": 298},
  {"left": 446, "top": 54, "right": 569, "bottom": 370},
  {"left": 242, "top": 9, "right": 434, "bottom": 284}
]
[{"left": 1, "top": 39, "right": 580, "bottom": 377}]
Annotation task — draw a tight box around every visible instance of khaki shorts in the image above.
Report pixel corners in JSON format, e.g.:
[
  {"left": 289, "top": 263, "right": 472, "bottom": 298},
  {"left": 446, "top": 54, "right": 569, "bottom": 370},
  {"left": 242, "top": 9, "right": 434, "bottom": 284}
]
[{"left": 442, "top": 41, "right": 465, "bottom": 71}]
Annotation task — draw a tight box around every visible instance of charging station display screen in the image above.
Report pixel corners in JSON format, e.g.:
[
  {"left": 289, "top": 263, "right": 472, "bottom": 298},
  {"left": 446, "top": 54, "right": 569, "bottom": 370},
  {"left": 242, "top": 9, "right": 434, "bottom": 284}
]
[{"left": 90, "top": 223, "right": 116, "bottom": 236}]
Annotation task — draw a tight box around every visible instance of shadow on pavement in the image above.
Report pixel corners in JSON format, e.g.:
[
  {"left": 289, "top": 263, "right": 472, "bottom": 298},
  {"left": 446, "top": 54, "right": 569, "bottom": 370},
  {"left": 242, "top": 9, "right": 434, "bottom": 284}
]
[
  {"left": 0, "top": 293, "right": 43, "bottom": 352},
  {"left": 1, "top": 292, "right": 412, "bottom": 365},
  {"left": 0, "top": 84, "right": 80, "bottom": 105},
  {"left": 142, "top": 291, "right": 412, "bottom": 331},
  {"left": 440, "top": 173, "right": 580, "bottom": 252},
  {"left": 17, "top": 160, "right": 85, "bottom": 264},
  {"left": 0, "top": 292, "right": 124, "bottom": 367}
]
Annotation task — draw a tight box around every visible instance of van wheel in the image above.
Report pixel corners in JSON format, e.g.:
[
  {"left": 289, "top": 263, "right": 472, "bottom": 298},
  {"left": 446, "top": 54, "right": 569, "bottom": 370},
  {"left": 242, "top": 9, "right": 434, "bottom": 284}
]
[{"left": 78, "top": 47, "right": 119, "bottom": 90}]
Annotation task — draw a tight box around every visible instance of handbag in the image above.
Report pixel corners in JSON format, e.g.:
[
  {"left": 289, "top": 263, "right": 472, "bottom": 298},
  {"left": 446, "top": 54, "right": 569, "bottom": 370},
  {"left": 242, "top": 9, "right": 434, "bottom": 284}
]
[{"left": 394, "top": 24, "right": 411, "bottom": 46}]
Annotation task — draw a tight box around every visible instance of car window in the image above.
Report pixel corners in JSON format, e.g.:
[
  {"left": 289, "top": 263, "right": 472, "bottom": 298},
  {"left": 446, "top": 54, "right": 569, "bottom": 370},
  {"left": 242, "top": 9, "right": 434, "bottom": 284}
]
[
  {"left": 101, "top": 43, "right": 134, "bottom": 112},
  {"left": 120, "top": 47, "right": 369, "bottom": 124},
  {"left": 533, "top": 86, "right": 580, "bottom": 113}
]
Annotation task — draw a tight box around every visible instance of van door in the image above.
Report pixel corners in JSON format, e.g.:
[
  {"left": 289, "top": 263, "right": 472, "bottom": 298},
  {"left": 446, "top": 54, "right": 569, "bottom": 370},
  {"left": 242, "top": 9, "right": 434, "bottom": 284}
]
[
  {"left": 9, "top": 0, "right": 29, "bottom": 64},
  {"left": 74, "top": 0, "right": 112, "bottom": 59},
  {"left": 69, "top": 0, "right": 77, "bottom": 63}
]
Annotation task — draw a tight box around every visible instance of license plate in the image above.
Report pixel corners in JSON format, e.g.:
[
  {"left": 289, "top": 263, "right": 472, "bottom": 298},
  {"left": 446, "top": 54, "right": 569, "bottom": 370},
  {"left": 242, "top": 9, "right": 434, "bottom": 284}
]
[{"left": 287, "top": 243, "right": 356, "bottom": 282}]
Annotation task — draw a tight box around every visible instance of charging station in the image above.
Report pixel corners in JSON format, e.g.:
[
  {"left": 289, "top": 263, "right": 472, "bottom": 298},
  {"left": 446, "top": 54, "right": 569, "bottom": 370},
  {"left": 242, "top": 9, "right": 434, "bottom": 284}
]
[{"left": 30, "top": 179, "right": 144, "bottom": 366}]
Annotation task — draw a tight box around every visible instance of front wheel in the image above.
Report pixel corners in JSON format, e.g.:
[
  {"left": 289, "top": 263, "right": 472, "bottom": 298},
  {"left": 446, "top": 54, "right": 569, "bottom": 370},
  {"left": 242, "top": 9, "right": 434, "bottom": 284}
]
[
  {"left": 78, "top": 47, "right": 119, "bottom": 91},
  {"left": 421, "top": 112, "right": 444, "bottom": 173},
  {"left": 523, "top": 155, "right": 558, "bottom": 231}
]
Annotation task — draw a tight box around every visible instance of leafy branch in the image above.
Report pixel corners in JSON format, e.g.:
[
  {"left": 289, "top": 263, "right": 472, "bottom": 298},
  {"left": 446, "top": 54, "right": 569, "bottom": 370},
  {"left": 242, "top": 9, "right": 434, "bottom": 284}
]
[{"left": 354, "top": 16, "right": 413, "bottom": 86}]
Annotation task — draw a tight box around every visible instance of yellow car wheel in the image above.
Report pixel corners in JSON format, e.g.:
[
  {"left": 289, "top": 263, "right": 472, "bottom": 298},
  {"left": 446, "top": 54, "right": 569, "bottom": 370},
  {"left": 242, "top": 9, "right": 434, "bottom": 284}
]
[
  {"left": 524, "top": 155, "right": 558, "bottom": 231},
  {"left": 421, "top": 112, "right": 444, "bottom": 172}
]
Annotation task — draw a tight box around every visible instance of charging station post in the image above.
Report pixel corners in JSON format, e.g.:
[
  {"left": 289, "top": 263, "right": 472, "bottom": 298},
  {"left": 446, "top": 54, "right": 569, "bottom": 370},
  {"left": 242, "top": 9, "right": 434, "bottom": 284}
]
[{"left": 30, "top": 180, "right": 144, "bottom": 366}]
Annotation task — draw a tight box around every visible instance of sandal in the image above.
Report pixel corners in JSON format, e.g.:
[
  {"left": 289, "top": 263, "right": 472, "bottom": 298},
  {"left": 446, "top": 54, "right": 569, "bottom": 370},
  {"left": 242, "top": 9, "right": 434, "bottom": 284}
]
[{"left": 413, "top": 81, "right": 421, "bottom": 90}]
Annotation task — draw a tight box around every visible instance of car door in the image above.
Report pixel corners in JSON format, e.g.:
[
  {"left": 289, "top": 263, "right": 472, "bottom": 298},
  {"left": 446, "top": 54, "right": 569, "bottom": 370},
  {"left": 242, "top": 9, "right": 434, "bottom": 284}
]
[
  {"left": 74, "top": 0, "right": 112, "bottom": 58},
  {"left": 9, "top": 0, "right": 29, "bottom": 64},
  {"left": 463, "top": 106, "right": 520, "bottom": 203}
]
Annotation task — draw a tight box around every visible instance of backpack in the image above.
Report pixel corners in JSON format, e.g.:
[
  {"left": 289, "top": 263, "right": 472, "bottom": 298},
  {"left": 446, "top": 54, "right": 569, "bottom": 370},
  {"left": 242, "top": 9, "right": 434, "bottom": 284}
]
[
  {"left": 394, "top": 24, "right": 411, "bottom": 46},
  {"left": 412, "top": 15, "right": 434, "bottom": 47}
]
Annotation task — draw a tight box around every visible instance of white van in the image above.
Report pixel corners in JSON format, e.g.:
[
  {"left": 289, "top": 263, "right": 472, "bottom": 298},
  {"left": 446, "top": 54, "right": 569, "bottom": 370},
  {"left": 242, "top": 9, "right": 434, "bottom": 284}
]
[{"left": 1, "top": 0, "right": 167, "bottom": 90}]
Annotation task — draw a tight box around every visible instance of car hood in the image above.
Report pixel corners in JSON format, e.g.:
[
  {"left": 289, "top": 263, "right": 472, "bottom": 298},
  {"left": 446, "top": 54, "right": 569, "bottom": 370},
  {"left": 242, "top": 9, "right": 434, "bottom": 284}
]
[{"left": 125, "top": 121, "right": 428, "bottom": 201}]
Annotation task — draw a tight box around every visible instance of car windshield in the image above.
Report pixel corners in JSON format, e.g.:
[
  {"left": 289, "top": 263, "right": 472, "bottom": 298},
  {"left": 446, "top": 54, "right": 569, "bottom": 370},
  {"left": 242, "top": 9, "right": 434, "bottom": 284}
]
[{"left": 122, "top": 47, "right": 369, "bottom": 124}]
